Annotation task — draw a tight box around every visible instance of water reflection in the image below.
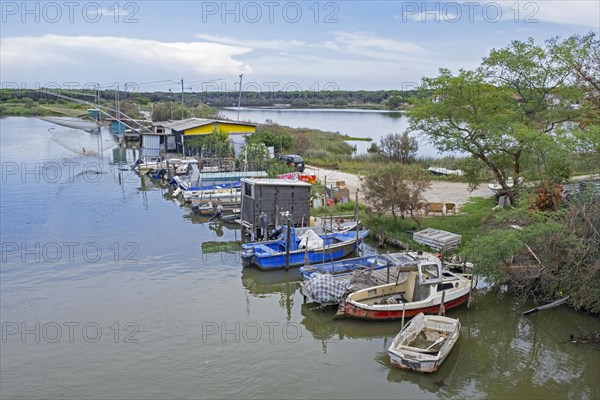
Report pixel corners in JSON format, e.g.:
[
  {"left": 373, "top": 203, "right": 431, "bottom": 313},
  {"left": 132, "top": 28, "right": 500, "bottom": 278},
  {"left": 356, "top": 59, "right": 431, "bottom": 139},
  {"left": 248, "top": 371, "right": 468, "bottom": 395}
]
[
  {"left": 241, "top": 268, "right": 301, "bottom": 297},
  {"left": 240, "top": 268, "right": 301, "bottom": 321},
  {"left": 380, "top": 111, "right": 404, "bottom": 120},
  {"left": 300, "top": 302, "right": 408, "bottom": 356},
  {"left": 375, "top": 345, "right": 461, "bottom": 395}
]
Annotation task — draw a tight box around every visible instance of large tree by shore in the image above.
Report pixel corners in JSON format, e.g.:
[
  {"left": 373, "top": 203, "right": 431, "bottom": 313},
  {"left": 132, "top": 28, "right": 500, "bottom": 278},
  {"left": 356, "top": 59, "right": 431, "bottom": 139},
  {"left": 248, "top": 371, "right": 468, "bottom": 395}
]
[{"left": 407, "top": 33, "right": 598, "bottom": 196}]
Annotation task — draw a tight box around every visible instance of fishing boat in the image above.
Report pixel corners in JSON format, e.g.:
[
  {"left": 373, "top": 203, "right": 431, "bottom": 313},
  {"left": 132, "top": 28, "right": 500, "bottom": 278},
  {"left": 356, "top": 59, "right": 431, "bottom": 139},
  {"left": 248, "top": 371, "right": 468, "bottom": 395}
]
[
  {"left": 488, "top": 177, "right": 524, "bottom": 195},
  {"left": 240, "top": 226, "right": 369, "bottom": 270},
  {"left": 133, "top": 158, "right": 198, "bottom": 174},
  {"left": 299, "top": 251, "right": 423, "bottom": 280},
  {"left": 427, "top": 167, "right": 463, "bottom": 176},
  {"left": 388, "top": 313, "right": 460, "bottom": 373},
  {"left": 300, "top": 252, "right": 438, "bottom": 307},
  {"left": 169, "top": 174, "right": 241, "bottom": 199},
  {"left": 335, "top": 253, "right": 475, "bottom": 320},
  {"left": 189, "top": 191, "right": 242, "bottom": 206},
  {"left": 175, "top": 171, "right": 268, "bottom": 194},
  {"left": 271, "top": 220, "right": 360, "bottom": 242},
  {"left": 192, "top": 202, "right": 240, "bottom": 216},
  {"left": 180, "top": 182, "right": 241, "bottom": 201}
]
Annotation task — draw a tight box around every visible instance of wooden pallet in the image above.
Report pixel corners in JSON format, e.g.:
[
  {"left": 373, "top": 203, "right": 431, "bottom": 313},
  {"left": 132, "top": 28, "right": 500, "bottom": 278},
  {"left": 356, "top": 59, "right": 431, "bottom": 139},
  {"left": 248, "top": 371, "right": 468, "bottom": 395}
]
[{"left": 413, "top": 228, "right": 461, "bottom": 251}]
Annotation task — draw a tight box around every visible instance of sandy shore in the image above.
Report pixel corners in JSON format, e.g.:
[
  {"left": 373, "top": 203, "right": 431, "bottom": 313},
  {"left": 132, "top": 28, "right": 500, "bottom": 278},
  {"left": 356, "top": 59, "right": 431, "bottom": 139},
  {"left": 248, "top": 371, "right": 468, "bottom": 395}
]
[{"left": 304, "top": 165, "right": 494, "bottom": 210}]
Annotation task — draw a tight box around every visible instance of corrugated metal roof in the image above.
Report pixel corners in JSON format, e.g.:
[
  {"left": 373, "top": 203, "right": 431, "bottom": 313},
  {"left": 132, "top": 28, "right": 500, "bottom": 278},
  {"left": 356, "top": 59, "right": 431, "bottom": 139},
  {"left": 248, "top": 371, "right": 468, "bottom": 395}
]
[
  {"left": 164, "top": 118, "right": 215, "bottom": 131},
  {"left": 242, "top": 178, "right": 312, "bottom": 187},
  {"left": 155, "top": 118, "right": 256, "bottom": 132}
]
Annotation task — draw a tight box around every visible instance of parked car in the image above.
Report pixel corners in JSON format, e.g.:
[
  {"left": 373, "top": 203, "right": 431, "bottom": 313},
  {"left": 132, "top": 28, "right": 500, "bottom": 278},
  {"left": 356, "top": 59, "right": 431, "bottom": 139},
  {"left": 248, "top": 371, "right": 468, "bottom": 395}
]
[{"left": 277, "top": 154, "right": 305, "bottom": 172}]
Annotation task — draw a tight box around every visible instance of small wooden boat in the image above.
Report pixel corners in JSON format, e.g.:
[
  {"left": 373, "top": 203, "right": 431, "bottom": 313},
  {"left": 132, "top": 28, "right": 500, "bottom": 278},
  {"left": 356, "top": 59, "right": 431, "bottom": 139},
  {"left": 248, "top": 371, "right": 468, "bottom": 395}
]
[
  {"left": 241, "top": 226, "right": 369, "bottom": 270},
  {"left": 388, "top": 313, "right": 460, "bottom": 373},
  {"left": 335, "top": 254, "right": 475, "bottom": 320}
]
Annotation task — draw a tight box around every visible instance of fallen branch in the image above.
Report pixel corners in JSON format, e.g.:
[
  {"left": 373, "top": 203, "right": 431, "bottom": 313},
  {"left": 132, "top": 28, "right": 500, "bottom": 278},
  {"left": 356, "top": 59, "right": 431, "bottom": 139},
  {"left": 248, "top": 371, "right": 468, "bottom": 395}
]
[{"left": 522, "top": 296, "right": 570, "bottom": 316}]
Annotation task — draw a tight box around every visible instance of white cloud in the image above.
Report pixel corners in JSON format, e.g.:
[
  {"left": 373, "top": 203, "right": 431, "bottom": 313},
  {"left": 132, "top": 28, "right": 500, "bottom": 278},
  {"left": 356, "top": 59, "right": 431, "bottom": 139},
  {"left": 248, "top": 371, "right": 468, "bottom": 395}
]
[
  {"left": 0, "top": 35, "right": 253, "bottom": 80},
  {"left": 533, "top": 1, "right": 600, "bottom": 28},
  {"left": 197, "top": 31, "right": 430, "bottom": 63},
  {"left": 194, "top": 34, "right": 306, "bottom": 50},
  {"left": 318, "top": 31, "right": 431, "bottom": 64},
  {"left": 393, "top": 1, "right": 599, "bottom": 27},
  {"left": 196, "top": 31, "right": 429, "bottom": 66}
]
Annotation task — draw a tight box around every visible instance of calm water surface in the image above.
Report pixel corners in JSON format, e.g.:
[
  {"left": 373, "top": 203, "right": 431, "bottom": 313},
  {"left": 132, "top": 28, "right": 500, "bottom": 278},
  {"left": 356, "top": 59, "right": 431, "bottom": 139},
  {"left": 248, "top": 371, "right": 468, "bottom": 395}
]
[
  {"left": 218, "top": 107, "right": 447, "bottom": 157},
  {"left": 1, "top": 117, "right": 598, "bottom": 399}
]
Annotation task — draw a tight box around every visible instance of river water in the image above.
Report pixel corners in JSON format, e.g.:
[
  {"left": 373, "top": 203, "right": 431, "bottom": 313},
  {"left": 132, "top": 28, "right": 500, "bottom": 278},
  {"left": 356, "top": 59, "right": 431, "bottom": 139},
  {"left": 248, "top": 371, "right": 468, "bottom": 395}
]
[
  {"left": 218, "top": 107, "right": 446, "bottom": 157},
  {"left": 1, "top": 117, "right": 598, "bottom": 399}
]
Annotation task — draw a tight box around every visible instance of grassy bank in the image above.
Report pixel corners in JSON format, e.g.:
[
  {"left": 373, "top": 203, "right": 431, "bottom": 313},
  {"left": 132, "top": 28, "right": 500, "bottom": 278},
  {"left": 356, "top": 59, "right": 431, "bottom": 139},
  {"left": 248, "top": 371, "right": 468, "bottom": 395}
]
[
  {"left": 362, "top": 196, "right": 496, "bottom": 252},
  {"left": 0, "top": 99, "right": 89, "bottom": 117}
]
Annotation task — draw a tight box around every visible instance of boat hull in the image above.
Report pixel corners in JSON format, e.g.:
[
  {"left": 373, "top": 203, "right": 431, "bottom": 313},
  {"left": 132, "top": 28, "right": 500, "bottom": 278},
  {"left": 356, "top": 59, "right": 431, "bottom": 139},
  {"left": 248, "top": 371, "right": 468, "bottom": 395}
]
[
  {"left": 335, "top": 292, "right": 470, "bottom": 320},
  {"left": 243, "top": 240, "right": 360, "bottom": 270},
  {"left": 388, "top": 314, "right": 461, "bottom": 373}
]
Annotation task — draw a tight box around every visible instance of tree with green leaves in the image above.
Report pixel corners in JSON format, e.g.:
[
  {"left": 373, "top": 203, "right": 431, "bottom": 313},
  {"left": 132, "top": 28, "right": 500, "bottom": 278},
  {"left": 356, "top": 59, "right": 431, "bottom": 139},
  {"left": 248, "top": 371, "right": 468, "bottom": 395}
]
[
  {"left": 248, "top": 129, "right": 294, "bottom": 153},
  {"left": 185, "top": 130, "right": 231, "bottom": 158},
  {"left": 552, "top": 33, "right": 600, "bottom": 171},
  {"left": 407, "top": 34, "right": 594, "bottom": 195},
  {"left": 362, "top": 163, "right": 431, "bottom": 224},
  {"left": 379, "top": 132, "right": 419, "bottom": 163},
  {"left": 152, "top": 102, "right": 172, "bottom": 121},
  {"left": 238, "top": 142, "right": 270, "bottom": 170},
  {"left": 385, "top": 95, "right": 403, "bottom": 109}
]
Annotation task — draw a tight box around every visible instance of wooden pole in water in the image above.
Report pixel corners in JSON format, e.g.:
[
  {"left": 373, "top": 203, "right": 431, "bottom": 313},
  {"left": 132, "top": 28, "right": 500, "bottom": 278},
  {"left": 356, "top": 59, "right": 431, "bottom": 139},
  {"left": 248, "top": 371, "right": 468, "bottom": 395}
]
[
  {"left": 324, "top": 176, "right": 327, "bottom": 230},
  {"left": 285, "top": 217, "right": 291, "bottom": 271},
  {"left": 438, "top": 291, "right": 446, "bottom": 316},
  {"left": 401, "top": 302, "right": 406, "bottom": 330},
  {"left": 468, "top": 235, "right": 479, "bottom": 308},
  {"left": 355, "top": 189, "right": 360, "bottom": 255}
]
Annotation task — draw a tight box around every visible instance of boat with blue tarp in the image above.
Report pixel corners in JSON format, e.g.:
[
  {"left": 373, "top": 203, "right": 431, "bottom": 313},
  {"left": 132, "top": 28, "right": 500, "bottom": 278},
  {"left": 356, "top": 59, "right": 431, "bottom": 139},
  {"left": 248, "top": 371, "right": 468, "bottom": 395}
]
[
  {"left": 241, "top": 226, "right": 369, "bottom": 270},
  {"left": 300, "top": 254, "right": 408, "bottom": 280}
]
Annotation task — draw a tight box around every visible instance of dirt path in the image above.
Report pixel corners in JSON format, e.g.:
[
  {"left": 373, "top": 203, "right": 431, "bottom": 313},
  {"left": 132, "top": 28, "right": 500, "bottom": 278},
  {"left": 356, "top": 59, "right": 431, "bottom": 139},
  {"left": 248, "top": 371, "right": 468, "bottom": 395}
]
[{"left": 305, "top": 165, "right": 494, "bottom": 210}]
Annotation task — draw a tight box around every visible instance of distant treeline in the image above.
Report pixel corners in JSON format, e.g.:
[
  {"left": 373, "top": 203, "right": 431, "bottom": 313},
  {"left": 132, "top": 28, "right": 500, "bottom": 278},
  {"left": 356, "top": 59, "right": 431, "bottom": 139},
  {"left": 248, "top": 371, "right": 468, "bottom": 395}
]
[{"left": 0, "top": 88, "right": 419, "bottom": 109}]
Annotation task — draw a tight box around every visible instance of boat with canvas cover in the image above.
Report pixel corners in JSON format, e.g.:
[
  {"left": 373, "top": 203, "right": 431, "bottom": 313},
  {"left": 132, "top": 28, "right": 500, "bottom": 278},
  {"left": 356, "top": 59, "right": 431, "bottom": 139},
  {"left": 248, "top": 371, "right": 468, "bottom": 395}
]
[{"left": 241, "top": 226, "right": 369, "bottom": 270}]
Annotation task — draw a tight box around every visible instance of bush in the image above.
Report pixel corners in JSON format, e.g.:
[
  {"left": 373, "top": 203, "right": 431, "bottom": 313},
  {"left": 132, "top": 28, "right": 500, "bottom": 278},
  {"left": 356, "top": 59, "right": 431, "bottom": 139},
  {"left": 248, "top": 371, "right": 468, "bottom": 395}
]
[{"left": 462, "top": 196, "right": 600, "bottom": 313}]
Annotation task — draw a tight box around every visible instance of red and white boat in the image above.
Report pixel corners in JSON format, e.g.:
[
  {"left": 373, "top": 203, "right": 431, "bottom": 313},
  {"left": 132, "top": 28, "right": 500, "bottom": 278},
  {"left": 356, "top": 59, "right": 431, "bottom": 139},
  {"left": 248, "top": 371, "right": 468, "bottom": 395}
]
[{"left": 335, "top": 253, "right": 475, "bottom": 321}]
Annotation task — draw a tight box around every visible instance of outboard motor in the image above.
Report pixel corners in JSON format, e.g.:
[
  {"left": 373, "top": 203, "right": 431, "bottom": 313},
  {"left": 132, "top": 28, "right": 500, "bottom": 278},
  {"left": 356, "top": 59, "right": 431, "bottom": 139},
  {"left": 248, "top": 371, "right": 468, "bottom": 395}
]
[
  {"left": 131, "top": 158, "right": 143, "bottom": 171},
  {"left": 268, "top": 225, "right": 283, "bottom": 240},
  {"left": 152, "top": 168, "right": 167, "bottom": 180}
]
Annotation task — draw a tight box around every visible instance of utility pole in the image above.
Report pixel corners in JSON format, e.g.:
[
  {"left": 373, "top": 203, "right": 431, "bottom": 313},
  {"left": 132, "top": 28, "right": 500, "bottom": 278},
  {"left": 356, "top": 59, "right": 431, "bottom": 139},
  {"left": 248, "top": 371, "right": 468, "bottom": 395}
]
[
  {"left": 169, "top": 89, "right": 173, "bottom": 120},
  {"left": 181, "top": 78, "right": 184, "bottom": 119},
  {"left": 115, "top": 83, "right": 120, "bottom": 119},
  {"left": 237, "top": 73, "right": 243, "bottom": 121}
]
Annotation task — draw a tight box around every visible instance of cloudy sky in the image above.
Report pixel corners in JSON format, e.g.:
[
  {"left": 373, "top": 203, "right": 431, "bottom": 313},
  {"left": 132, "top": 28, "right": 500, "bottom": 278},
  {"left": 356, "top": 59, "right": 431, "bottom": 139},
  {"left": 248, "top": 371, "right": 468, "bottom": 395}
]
[{"left": 1, "top": 1, "right": 598, "bottom": 92}]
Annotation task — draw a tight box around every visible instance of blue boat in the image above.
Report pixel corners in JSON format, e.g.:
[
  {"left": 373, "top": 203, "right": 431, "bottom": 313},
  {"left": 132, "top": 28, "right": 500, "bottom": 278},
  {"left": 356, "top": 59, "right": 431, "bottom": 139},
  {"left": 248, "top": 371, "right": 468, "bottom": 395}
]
[
  {"left": 299, "top": 251, "right": 421, "bottom": 280},
  {"left": 299, "top": 255, "right": 389, "bottom": 280},
  {"left": 169, "top": 179, "right": 241, "bottom": 192},
  {"left": 241, "top": 226, "right": 369, "bottom": 270}
]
